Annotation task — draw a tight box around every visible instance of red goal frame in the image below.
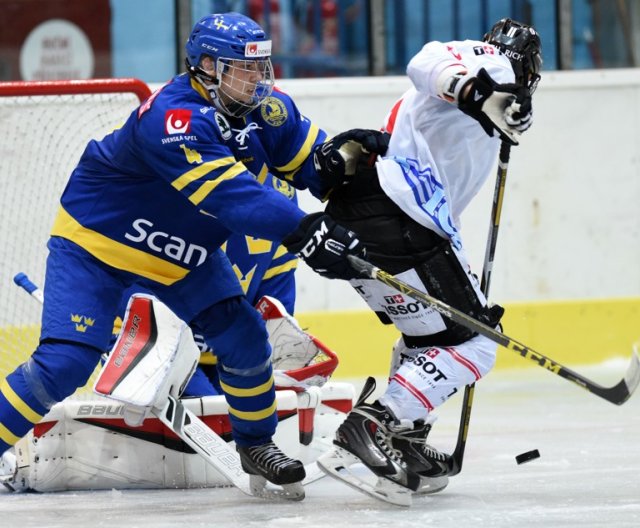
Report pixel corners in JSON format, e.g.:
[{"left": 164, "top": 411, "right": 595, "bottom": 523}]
[{"left": 0, "top": 78, "right": 152, "bottom": 102}]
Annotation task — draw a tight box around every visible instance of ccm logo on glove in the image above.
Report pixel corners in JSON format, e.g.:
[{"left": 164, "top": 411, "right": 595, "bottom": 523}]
[{"left": 284, "top": 212, "right": 365, "bottom": 280}]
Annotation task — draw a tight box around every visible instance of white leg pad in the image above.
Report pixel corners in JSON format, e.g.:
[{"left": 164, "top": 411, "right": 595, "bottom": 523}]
[{"left": 94, "top": 294, "right": 200, "bottom": 426}]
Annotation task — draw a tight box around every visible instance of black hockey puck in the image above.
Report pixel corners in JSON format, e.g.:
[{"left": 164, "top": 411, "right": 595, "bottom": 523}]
[{"left": 516, "top": 449, "right": 540, "bottom": 464}]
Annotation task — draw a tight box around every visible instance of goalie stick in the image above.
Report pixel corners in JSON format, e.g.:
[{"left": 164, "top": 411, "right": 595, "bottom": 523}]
[
  {"left": 347, "top": 255, "right": 640, "bottom": 406},
  {"left": 12, "top": 273, "right": 326, "bottom": 499},
  {"left": 450, "top": 142, "right": 511, "bottom": 476}
]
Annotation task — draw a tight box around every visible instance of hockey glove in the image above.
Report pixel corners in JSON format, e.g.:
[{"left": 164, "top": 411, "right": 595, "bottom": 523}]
[
  {"left": 283, "top": 212, "right": 366, "bottom": 280},
  {"left": 458, "top": 68, "right": 533, "bottom": 146},
  {"left": 313, "top": 129, "right": 390, "bottom": 190}
]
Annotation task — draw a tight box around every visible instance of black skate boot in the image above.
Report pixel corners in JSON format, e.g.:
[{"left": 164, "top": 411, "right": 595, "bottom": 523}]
[
  {"left": 318, "top": 377, "right": 444, "bottom": 506},
  {"left": 390, "top": 421, "right": 452, "bottom": 477},
  {"left": 237, "top": 441, "right": 306, "bottom": 500},
  {"left": 389, "top": 420, "right": 451, "bottom": 495}
]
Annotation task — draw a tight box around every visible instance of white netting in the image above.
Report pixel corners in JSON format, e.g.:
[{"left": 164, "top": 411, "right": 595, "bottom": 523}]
[{"left": 0, "top": 80, "right": 150, "bottom": 383}]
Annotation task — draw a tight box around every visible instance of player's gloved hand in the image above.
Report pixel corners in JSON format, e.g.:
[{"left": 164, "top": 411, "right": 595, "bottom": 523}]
[
  {"left": 458, "top": 68, "right": 532, "bottom": 145},
  {"left": 283, "top": 212, "right": 366, "bottom": 280},
  {"left": 313, "top": 129, "right": 390, "bottom": 189}
]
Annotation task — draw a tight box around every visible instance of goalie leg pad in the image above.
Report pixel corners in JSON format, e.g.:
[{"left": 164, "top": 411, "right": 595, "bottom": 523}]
[{"left": 94, "top": 294, "right": 200, "bottom": 426}]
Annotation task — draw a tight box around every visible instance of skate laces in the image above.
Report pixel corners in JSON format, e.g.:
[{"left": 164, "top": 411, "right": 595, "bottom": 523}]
[
  {"left": 247, "top": 442, "right": 297, "bottom": 473},
  {"left": 391, "top": 422, "right": 449, "bottom": 462}
]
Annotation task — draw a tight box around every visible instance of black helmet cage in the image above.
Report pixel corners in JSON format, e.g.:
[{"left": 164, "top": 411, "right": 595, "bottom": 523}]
[{"left": 483, "top": 18, "right": 542, "bottom": 93}]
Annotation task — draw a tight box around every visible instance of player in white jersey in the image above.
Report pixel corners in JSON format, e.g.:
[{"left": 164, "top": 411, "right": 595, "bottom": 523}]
[{"left": 315, "top": 19, "right": 542, "bottom": 500}]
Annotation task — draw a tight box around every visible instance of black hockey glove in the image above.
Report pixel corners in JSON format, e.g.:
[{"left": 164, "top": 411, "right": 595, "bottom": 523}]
[
  {"left": 283, "top": 212, "right": 366, "bottom": 280},
  {"left": 458, "top": 68, "right": 532, "bottom": 146},
  {"left": 313, "top": 129, "right": 390, "bottom": 190}
]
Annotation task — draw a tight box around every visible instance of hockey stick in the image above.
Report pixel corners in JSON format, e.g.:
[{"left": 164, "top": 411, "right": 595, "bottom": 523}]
[
  {"left": 450, "top": 142, "right": 511, "bottom": 476},
  {"left": 13, "top": 272, "right": 44, "bottom": 303},
  {"left": 347, "top": 255, "right": 640, "bottom": 406},
  {"left": 12, "top": 272, "right": 325, "bottom": 497}
]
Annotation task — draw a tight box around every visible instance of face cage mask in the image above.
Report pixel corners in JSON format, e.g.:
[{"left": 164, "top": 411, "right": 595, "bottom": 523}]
[{"left": 202, "top": 57, "right": 274, "bottom": 118}]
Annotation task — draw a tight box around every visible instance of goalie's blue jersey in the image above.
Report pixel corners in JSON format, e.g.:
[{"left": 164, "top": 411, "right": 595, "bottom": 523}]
[{"left": 51, "top": 73, "right": 326, "bottom": 286}]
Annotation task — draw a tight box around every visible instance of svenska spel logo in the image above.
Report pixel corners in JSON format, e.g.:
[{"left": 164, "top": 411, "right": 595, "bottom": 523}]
[
  {"left": 244, "top": 40, "right": 271, "bottom": 57},
  {"left": 165, "top": 109, "right": 192, "bottom": 135}
]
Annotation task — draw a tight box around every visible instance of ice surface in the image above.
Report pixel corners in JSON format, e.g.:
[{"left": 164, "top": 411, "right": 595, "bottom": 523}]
[{"left": 2, "top": 362, "right": 639, "bottom": 528}]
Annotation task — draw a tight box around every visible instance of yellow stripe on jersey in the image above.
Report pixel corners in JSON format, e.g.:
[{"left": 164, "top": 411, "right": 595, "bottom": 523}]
[
  {"left": 275, "top": 124, "right": 320, "bottom": 175},
  {"left": 263, "top": 259, "right": 297, "bottom": 280},
  {"left": 219, "top": 377, "right": 274, "bottom": 397},
  {"left": 171, "top": 157, "right": 236, "bottom": 191},
  {"left": 227, "top": 400, "right": 277, "bottom": 421},
  {"left": 245, "top": 236, "right": 272, "bottom": 255},
  {"left": 188, "top": 162, "right": 247, "bottom": 205},
  {"left": 190, "top": 77, "right": 210, "bottom": 100},
  {"left": 199, "top": 351, "right": 217, "bottom": 365},
  {"left": 272, "top": 244, "right": 290, "bottom": 259},
  {"left": 0, "top": 379, "right": 43, "bottom": 424},
  {"left": 0, "top": 423, "right": 20, "bottom": 446},
  {"left": 256, "top": 163, "right": 269, "bottom": 185},
  {"left": 51, "top": 207, "right": 190, "bottom": 286}
]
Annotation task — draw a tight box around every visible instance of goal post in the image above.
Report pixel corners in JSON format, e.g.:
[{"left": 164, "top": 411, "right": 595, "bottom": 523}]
[{"left": 0, "top": 78, "right": 152, "bottom": 385}]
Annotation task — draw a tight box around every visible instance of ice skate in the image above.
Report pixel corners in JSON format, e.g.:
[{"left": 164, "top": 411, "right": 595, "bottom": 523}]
[
  {"left": 0, "top": 446, "right": 29, "bottom": 492},
  {"left": 237, "top": 441, "right": 306, "bottom": 501},
  {"left": 317, "top": 377, "right": 452, "bottom": 506},
  {"left": 389, "top": 421, "right": 450, "bottom": 496}
]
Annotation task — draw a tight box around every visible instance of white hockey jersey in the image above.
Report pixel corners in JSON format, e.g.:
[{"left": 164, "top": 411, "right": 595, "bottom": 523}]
[{"left": 378, "top": 39, "right": 515, "bottom": 244}]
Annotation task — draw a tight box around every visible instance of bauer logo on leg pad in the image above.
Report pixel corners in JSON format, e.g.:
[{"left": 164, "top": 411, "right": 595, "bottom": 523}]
[
  {"left": 95, "top": 296, "right": 157, "bottom": 396},
  {"left": 94, "top": 294, "right": 200, "bottom": 412}
]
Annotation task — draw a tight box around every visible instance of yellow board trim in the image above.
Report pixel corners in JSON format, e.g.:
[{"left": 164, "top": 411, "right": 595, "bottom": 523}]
[
  {"left": 227, "top": 400, "right": 277, "bottom": 421},
  {"left": 275, "top": 124, "right": 320, "bottom": 173},
  {"left": 296, "top": 297, "right": 640, "bottom": 378},
  {"left": 51, "top": 207, "right": 189, "bottom": 286},
  {"left": 1, "top": 379, "right": 43, "bottom": 424},
  {"left": 2, "top": 298, "right": 639, "bottom": 385},
  {"left": 171, "top": 157, "right": 236, "bottom": 191},
  {"left": 220, "top": 377, "right": 274, "bottom": 397}
]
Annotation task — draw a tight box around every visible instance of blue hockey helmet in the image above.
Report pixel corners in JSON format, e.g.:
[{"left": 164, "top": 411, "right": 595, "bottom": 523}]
[{"left": 185, "top": 12, "right": 274, "bottom": 117}]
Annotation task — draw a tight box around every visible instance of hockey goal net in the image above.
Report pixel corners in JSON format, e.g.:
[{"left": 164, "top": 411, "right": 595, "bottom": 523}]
[{"left": 0, "top": 79, "right": 152, "bottom": 385}]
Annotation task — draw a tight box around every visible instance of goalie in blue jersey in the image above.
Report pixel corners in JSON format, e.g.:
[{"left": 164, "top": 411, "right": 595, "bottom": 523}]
[{"left": 0, "top": 12, "right": 388, "bottom": 499}]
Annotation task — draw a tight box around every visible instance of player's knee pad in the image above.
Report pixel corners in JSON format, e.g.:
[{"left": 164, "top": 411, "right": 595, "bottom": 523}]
[
  {"left": 403, "top": 240, "right": 504, "bottom": 347},
  {"left": 25, "top": 339, "right": 103, "bottom": 406},
  {"left": 193, "top": 296, "right": 271, "bottom": 375},
  {"left": 388, "top": 336, "right": 423, "bottom": 378}
]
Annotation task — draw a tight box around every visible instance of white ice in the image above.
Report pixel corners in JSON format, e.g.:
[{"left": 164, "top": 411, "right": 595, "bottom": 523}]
[{"left": 2, "top": 361, "right": 639, "bottom": 528}]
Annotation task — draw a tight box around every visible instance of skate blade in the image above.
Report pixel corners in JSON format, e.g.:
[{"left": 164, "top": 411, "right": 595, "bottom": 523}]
[
  {"left": 413, "top": 475, "right": 449, "bottom": 496},
  {"left": 302, "top": 462, "right": 326, "bottom": 486},
  {"left": 316, "top": 447, "right": 413, "bottom": 507},
  {"left": 248, "top": 474, "right": 305, "bottom": 502}
]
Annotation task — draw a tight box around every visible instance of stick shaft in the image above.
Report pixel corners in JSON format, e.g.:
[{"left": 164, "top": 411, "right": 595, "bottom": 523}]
[
  {"left": 452, "top": 142, "right": 511, "bottom": 475},
  {"left": 348, "top": 254, "right": 640, "bottom": 406}
]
